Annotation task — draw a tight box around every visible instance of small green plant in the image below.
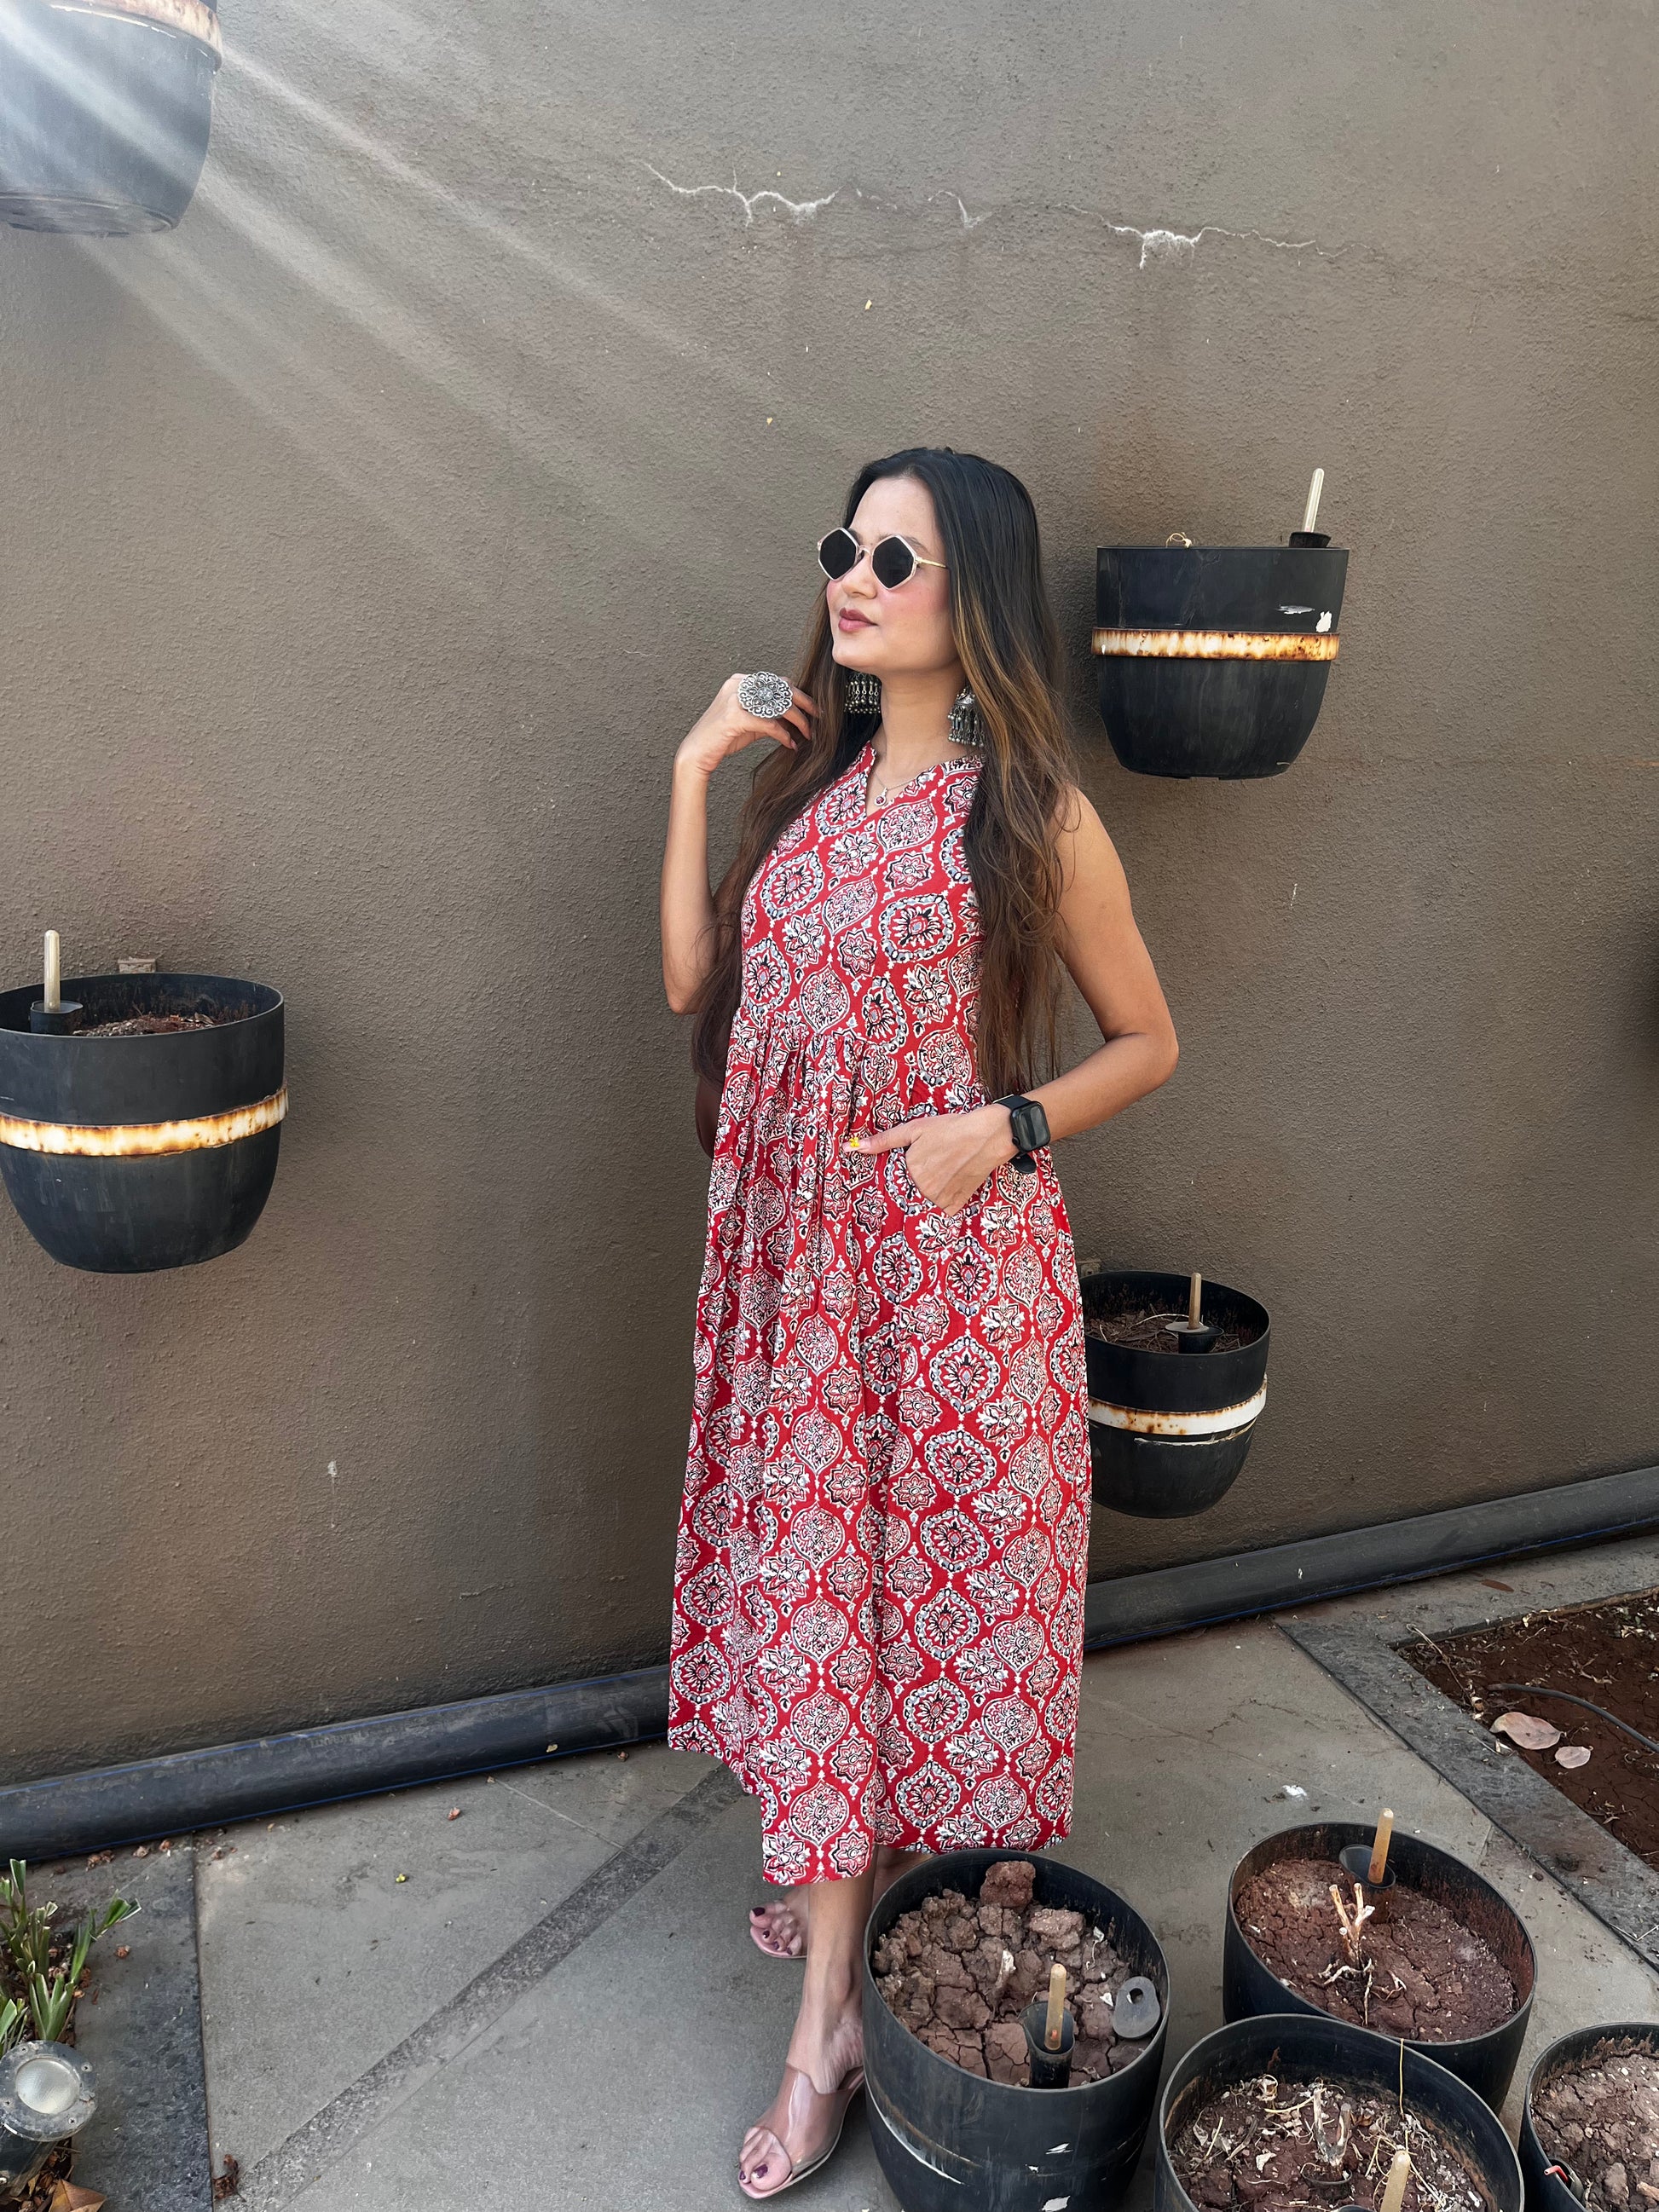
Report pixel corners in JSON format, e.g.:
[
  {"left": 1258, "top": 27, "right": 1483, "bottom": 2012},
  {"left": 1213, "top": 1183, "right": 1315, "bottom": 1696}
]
[{"left": 0, "top": 1858, "right": 138, "bottom": 2054}]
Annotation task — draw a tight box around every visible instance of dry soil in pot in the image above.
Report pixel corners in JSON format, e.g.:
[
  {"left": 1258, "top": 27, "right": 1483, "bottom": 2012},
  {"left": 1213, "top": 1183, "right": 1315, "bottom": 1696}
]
[
  {"left": 1171, "top": 2068, "right": 1495, "bottom": 2212},
  {"left": 1532, "top": 2036, "right": 1659, "bottom": 2212},
  {"left": 872, "top": 1857, "right": 1148, "bottom": 2083},
  {"left": 1234, "top": 1857, "right": 1515, "bottom": 2042}
]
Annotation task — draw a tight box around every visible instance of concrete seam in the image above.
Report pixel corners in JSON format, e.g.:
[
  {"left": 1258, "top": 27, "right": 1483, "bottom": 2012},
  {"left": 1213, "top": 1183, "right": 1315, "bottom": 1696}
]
[{"left": 229, "top": 1764, "right": 743, "bottom": 2209}]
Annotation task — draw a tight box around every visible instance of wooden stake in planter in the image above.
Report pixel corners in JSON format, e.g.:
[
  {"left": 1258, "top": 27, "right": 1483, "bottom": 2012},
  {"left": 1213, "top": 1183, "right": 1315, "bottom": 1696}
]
[
  {"left": 1046, "top": 1964, "right": 1067, "bottom": 2049},
  {"left": 1022, "top": 1962, "right": 1076, "bottom": 2089},
  {"left": 1292, "top": 466, "right": 1332, "bottom": 549},
  {"left": 1164, "top": 1270, "right": 1219, "bottom": 1355},
  {"left": 1368, "top": 1810, "right": 1396, "bottom": 1886},
  {"left": 1379, "top": 2146, "right": 1413, "bottom": 2212},
  {"left": 29, "top": 930, "right": 84, "bottom": 1036}
]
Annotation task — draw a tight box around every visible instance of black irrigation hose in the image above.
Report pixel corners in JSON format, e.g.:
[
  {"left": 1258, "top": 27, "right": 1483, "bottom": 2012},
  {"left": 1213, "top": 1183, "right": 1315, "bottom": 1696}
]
[{"left": 1493, "top": 1684, "right": 1659, "bottom": 1761}]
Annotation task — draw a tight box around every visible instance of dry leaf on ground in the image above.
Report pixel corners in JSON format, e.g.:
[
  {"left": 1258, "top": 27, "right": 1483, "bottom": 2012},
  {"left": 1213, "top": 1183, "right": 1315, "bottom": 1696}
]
[
  {"left": 49, "top": 2182, "right": 107, "bottom": 2210},
  {"left": 1555, "top": 1744, "right": 1593, "bottom": 1769},
  {"left": 1492, "top": 1711, "right": 1563, "bottom": 1751}
]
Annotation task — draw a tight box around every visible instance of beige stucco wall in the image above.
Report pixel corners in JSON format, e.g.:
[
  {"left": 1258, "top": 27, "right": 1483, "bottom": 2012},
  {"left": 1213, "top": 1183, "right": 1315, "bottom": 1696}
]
[{"left": 1, "top": 0, "right": 1655, "bottom": 1782}]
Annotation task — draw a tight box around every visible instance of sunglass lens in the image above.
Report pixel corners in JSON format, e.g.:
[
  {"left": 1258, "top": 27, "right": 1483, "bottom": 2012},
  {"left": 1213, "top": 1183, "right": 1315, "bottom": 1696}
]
[
  {"left": 817, "top": 528, "right": 859, "bottom": 580},
  {"left": 870, "top": 536, "right": 918, "bottom": 588}
]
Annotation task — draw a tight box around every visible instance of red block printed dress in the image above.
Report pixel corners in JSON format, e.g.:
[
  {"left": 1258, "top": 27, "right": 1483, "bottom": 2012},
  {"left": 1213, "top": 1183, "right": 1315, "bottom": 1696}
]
[{"left": 668, "top": 740, "right": 1092, "bottom": 1886}]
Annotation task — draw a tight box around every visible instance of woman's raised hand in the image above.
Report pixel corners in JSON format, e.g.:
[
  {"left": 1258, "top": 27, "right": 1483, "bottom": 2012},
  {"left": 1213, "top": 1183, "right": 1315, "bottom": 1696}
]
[{"left": 675, "top": 674, "right": 815, "bottom": 781}]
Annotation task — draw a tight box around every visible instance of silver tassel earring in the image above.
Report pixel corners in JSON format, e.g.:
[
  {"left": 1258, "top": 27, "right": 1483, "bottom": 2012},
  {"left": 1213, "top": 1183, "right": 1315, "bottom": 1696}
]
[
  {"left": 845, "top": 671, "right": 882, "bottom": 714},
  {"left": 948, "top": 686, "right": 983, "bottom": 748}
]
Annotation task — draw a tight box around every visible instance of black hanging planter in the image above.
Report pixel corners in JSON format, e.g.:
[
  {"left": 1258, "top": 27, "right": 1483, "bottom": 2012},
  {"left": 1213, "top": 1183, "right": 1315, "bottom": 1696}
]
[
  {"left": 864, "top": 1849, "right": 1171, "bottom": 2212},
  {"left": 0, "top": 972, "right": 285, "bottom": 1273},
  {"left": 0, "top": 0, "right": 221, "bottom": 235},
  {"left": 1520, "top": 2024, "right": 1659, "bottom": 2212},
  {"left": 1082, "top": 1269, "right": 1269, "bottom": 1518},
  {"left": 1155, "top": 2014, "right": 1523, "bottom": 2212},
  {"left": 1094, "top": 542, "right": 1348, "bottom": 777},
  {"left": 1223, "top": 1822, "right": 1535, "bottom": 2110}
]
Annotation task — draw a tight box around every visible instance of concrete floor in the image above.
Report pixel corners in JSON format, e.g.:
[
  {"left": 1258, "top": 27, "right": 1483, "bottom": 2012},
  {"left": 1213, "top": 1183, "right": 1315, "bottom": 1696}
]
[{"left": 196, "top": 1546, "right": 1659, "bottom": 2212}]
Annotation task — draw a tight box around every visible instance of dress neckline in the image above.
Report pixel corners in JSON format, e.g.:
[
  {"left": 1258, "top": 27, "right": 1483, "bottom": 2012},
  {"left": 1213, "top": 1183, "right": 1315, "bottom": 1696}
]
[{"left": 853, "top": 739, "right": 980, "bottom": 819}]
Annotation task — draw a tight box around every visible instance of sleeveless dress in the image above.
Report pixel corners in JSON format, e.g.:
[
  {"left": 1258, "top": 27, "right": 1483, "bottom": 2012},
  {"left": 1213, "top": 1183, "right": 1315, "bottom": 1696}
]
[{"left": 667, "top": 741, "right": 1092, "bottom": 1886}]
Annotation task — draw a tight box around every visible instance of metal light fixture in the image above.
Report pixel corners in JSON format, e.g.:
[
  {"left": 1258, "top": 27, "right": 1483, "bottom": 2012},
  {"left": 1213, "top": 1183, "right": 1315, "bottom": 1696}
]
[{"left": 0, "top": 2042, "right": 96, "bottom": 2191}]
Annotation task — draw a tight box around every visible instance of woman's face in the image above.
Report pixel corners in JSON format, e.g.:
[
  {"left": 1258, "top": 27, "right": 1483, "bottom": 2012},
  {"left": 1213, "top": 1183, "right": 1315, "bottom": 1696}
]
[{"left": 827, "top": 475, "right": 959, "bottom": 683}]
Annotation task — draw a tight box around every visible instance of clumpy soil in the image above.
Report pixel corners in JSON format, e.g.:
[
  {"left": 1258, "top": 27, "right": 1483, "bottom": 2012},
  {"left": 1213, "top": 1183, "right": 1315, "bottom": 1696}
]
[
  {"left": 1401, "top": 1590, "right": 1659, "bottom": 1875},
  {"left": 873, "top": 1858, "right": 1151, "bottom": 2084},
  {"left": 1086, "top": 1300, "right": 1255, "bottom": 1356},
  {"left": 1170, "top": 2071, "right": 1494, "bottom": 2212},
  {"left": 78, "top": 1010, "right": 221, "bottom": 1037},
  {"left": 1532, "top": 2036, "right": 1659, "bottom": 2212},
  {"left": 1234, "top": 1857, "right": 1516, "bottom": 2042}
]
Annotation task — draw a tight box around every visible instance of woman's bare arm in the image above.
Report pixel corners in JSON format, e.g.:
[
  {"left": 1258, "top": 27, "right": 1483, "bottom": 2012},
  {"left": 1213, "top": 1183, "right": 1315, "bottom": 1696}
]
[
  {"left": 1026, "top": 787, "right": 1179, "bottom": 1140},
  {"left": 661, "top": 677, "right": 813, "bottom": 1014}
]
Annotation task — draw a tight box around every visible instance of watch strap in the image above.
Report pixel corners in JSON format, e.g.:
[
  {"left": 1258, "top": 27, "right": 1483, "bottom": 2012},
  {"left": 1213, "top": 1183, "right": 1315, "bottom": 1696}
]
[{"left": 995, "top": 1092, "right": 1049, "bottom": 1172}]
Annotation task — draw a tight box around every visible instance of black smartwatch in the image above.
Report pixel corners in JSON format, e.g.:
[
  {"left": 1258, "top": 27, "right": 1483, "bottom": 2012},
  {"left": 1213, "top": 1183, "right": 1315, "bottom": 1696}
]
[{"left": 996, "top": 1093, "right": 1050, "bottom": 1175}]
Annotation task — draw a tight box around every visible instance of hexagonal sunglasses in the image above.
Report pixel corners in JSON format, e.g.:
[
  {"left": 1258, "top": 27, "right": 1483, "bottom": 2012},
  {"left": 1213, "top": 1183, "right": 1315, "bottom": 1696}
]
[{"left": 817, "top": 527, "right": 947, "bottom": 590}]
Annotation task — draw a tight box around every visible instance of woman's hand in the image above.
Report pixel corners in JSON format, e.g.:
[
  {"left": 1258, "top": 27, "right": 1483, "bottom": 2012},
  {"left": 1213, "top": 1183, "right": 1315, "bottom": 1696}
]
[
  {"left": 847, "top": 1105, "right": 1018, "bottom": 1217},
  {"left": 675, "top": 673, "right": 815, "bottom": 783}
]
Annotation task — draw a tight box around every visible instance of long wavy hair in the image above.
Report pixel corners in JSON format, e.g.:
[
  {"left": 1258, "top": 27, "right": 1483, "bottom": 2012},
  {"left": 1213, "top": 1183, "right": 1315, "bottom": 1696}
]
[{"left": 691, "top": 446, "right": 1074, "bottom": 1101}]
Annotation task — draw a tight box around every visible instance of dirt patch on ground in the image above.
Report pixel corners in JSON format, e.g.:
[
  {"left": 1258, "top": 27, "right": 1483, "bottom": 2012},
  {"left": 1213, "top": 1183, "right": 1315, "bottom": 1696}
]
[
  {"left": 1532, "top": 2036, "right": 1659, "bottom": 2212},
  {"left": 77, "top": 1011, "right": 222, "bottom": 1037},
  {"left": 1234, "top": 1857, "right": 1517, "bottom": 2042},
  {"left": 873, "top": 1858, "right": 1152, "bottom": 2084},
  {"left": 1171, "top": 2070, "right": 1496, "bottom": 2212},
  {"left": 1400, "top": 1590, "right": 1659, "bottom": 1874}
]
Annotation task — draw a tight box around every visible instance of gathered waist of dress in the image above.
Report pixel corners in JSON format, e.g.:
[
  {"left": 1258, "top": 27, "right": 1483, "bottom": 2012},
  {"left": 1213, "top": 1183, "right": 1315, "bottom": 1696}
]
[{"left": 725, "top": 1003, "right": 986, "bottom": 1129}]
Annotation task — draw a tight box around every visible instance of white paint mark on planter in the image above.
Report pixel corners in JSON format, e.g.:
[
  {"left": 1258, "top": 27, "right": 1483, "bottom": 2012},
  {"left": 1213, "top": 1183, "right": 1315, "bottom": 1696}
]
[
  {"left": 1043, "top": 2198, "right": 1072, "bottom": 2209},
  {"left": 1316, "top": 610, "right": 1333, "bottom": 632}
]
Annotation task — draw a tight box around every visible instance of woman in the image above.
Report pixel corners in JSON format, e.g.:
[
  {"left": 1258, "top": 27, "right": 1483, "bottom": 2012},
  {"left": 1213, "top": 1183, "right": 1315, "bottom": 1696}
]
[{"left": 660, "top": 447, "right": 1178, "bottom": 2198}]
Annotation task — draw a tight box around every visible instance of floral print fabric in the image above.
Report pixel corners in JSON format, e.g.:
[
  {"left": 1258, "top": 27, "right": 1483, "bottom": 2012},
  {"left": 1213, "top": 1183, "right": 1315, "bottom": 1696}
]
[{"left": 667, "top": 742, "right": 1091, "bottom": 1885}]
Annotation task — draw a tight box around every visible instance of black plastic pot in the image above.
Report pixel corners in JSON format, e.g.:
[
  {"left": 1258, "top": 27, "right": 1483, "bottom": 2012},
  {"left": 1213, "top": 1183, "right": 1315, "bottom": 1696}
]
[
  {"left": 1223, "top": 1822, "right": 1535, "bottom": 2111},
  {"left": 1095, "top": 544, "right": 1349, "bottom": 778},
  {"left": 0, "top": 973, "right": 285, "bottom": 1273},
  {"left": 1520, "top": 2023, "right": 1659, "bottom": 2212},
  {"left": 1156, "top": 2014, "right": 1523, "bottom": 2212},
  {"left": 864, "top": 1849, "right": 1171, "bottom": 2212},
  {"left": 1082, "top": 1269, "right": 1269, "bottom": 1518},
  {"left": 0, "top": 0, "right": 220, "bottom": 235}
]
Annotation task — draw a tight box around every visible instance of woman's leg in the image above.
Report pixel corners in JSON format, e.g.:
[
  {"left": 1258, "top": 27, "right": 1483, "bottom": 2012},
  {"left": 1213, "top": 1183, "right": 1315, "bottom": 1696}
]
[{"left": 738, "top": 1871, "right": 872, "bottom": 2195}]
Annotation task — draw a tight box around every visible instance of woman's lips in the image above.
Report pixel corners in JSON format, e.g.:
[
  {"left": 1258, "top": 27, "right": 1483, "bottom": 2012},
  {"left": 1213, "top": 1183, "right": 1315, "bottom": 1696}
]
[{"left": 836, "top": 608, "right": 873, "bottom": 631}]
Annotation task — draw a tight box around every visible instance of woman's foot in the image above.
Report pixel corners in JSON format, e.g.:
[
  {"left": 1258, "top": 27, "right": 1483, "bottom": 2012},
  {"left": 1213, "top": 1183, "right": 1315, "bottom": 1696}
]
[
  {"left": 740, "top": 1871, "right": 872, "bottom": 2198},
  {"left": 737, "top": 2058, "right": 864, "bottom": 2198},
  {"left": 749, "top": 1849, "right": 926, "bottom": 1959},
  {"left": 749, "top": 1891, "right": 807, "bottom": 1957}
]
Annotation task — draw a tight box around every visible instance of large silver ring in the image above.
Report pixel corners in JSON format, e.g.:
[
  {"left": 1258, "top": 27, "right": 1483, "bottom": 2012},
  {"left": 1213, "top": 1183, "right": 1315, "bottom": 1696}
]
[{"left": 737, "top": 670, "right": 795, "bottom": 720}]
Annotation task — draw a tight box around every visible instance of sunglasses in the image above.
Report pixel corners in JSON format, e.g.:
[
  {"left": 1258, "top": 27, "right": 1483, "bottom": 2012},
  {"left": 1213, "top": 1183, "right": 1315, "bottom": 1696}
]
[{"left": 817, "top": 527, "right": 946, "bottom": 591}]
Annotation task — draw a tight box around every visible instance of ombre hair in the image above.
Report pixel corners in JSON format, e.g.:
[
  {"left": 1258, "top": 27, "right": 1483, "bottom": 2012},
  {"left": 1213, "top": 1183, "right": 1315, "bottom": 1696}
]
[{"left": 692, "top": 447, "right": 1074, "bottom": 1101}]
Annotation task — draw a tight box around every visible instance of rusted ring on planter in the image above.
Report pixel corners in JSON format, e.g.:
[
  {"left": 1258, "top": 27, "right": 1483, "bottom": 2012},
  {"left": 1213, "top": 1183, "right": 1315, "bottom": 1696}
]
[
  {"left": 1091, "top": 627, "right": 1339, "bottom": 661},
  {"left": 48, "top": 0, "right": 223, "bottom": 61},
  {"left": 1088, "top": 1385, "right": 1267, "bottom": 1439},
  {"left": 0, "top": 1084, "right": 286, "bottom": 1158}
]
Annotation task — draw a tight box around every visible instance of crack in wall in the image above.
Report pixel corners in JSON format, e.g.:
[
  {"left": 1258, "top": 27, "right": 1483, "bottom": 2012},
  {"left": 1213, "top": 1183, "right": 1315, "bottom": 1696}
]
[
  {"left": 1102, "top": 218, "right": 1327, "bottom": 269},
  {"left": 643, "top": 164, "right": 836, "bottom": 225},
  {"left": 644, "top": 164, "right": 1338, "bottom": 268}
]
